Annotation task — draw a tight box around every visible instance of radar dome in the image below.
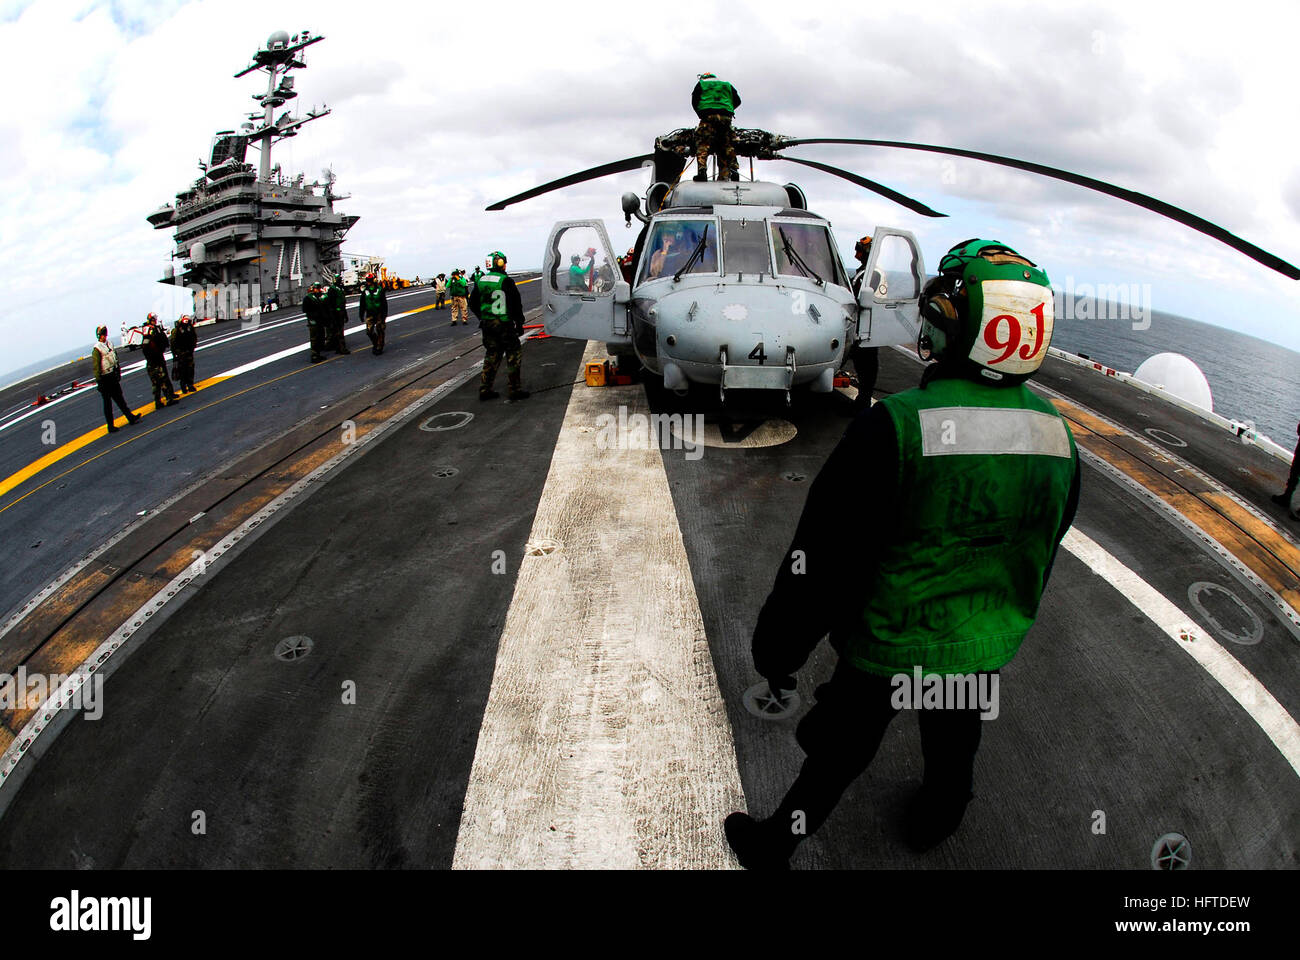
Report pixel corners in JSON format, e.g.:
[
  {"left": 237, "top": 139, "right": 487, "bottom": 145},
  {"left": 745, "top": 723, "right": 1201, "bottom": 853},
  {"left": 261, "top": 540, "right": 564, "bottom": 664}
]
[
  {"left": 190, "top": 241, "right": 207, "bottom": 264},
  {"left": 1133, "top": 352, "right": 1213, "bottom": 412},
  {"left": 268, "top": 30, "right": 290, "bottom": 49}
]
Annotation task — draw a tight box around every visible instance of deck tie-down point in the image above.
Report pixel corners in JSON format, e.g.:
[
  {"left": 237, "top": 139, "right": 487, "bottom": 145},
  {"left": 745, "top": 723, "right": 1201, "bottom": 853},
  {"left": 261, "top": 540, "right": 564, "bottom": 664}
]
[
  {"left": 274, "top": 635, "right": 314, "bottom": 662},
  {"left": 743, "top": 681, "right": 801, "bottom": 721}
]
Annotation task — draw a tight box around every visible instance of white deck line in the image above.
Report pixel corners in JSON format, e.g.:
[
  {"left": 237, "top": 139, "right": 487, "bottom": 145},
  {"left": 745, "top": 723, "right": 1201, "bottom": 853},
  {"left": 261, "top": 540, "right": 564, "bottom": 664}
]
[
  {"left": 0, "top": 288, "right": 431, "bottom": 436},
  {"left": 453, "top": 341, "right": 745, "bottom": 869},
  {"left": 1063, "top": 527, "right": 1300, "bottom": 777}
]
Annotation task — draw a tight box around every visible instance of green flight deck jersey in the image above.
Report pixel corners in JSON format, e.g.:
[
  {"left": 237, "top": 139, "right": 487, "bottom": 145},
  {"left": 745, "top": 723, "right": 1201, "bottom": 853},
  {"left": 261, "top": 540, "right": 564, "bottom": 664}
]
[{"left": 849, "top": 375, "right": 1077, "bottom": 676}]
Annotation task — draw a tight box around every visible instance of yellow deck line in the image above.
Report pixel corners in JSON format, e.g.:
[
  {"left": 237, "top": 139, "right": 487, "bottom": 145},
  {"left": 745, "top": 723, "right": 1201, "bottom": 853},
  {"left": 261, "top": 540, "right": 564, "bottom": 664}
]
[
  {"left": 0, "top": 286, "right": 526, "bottom": 502},
  {"left": 0, "top": 375, "right": 230, "bottom": 500}
]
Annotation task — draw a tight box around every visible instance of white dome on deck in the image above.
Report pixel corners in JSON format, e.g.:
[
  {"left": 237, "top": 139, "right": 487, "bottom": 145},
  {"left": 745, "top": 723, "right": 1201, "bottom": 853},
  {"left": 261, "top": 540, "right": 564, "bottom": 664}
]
[{"left": 1133, "top": 352, "right": 1213, "bottom": 412}]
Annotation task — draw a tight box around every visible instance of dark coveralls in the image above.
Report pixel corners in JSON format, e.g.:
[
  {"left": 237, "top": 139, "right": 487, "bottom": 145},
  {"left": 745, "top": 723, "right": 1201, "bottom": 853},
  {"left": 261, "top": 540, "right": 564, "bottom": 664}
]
[
  {"left": 745, "top": 373, "right": 1081, "bottom": 860},
  {"left": 469, "top": 269, "right": 525, "bottom": 397},
  {"left": 141, "top": 325, "right": 178, "bottom": 408},
  {"left": 302, "top": 290, "right": 331, "bottom": 362},
  {"left": 93, "top": 342, "right": 136, "bottom": 430},
  {"left": 359, "top": 282, "right": 389, "bottom": 355},
  {"left": 326, "top": 281, "right": 350, "bottom": 354},
  {"left": 1274, "top": 422, "right": 1300, "bottom": 512},
  {"left": 169, "top": 320, "right": 197, "bottom": 392}
]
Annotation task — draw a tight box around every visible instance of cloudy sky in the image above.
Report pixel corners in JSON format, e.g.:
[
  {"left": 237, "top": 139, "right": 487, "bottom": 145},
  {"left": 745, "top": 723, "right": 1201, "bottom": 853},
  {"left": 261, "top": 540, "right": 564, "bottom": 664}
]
[{"left": 2, "top": 0, "right": 1298, "bottom": 383}]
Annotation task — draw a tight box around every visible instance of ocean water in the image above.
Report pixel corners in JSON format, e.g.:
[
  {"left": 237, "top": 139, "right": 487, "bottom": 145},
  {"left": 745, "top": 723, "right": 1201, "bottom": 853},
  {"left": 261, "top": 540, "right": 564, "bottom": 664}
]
[
  {"left": 0, "top": 345, "right": 93, "bottom": 392},
  {"left": 1049, "top": 302, "right": 1300, "bottom": 448}
]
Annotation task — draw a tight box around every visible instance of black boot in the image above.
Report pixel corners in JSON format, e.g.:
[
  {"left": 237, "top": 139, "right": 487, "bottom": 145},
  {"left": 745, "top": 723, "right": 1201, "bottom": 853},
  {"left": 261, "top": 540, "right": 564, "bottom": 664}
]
[
  {"left": 693, "top": 169, "right": 708, "bottom": 182},
  {"left": 902, "top": 786, "right": 972, "bottom": 852},
  {"left": 479, "top": 389, "right": 500, "bottom": 401},
  {"left": 723, "top": 813, "right": 792, "bottom": 870},
  {"left": 507, "top": 389, "right": 530, "bottom": 402},
  {"left": 1271, "top": 491, "right": 1295, "bottom": 507}
]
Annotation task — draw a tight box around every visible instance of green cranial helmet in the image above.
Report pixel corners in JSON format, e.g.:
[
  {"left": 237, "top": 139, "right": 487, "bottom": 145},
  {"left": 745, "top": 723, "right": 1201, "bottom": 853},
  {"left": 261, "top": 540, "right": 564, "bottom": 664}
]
[
  {"left": 488, "top": 251, "right": 507, "bottom": 270},
  {"left": 918, "top": 238, "right": 1055, "bottom": 386}
]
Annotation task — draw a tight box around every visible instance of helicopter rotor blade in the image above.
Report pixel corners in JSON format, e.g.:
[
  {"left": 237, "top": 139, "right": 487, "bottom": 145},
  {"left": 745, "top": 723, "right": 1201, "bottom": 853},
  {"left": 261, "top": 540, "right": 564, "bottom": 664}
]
[
  {"left": 486, "top": 154, "right": 655, "bottom": 211},
  {"left": 782, "top": 138, "right": 1300, "bottom": 280},
  {"left": 775, "top": 156, "right": 947, "bottom": 218}
]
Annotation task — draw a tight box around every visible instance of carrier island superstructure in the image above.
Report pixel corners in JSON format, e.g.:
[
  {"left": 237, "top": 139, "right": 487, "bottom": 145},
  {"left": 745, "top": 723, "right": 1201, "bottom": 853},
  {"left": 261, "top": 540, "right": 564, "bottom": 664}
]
[{"left": 146, "top": 30, "right": 357, "bottom": 313}]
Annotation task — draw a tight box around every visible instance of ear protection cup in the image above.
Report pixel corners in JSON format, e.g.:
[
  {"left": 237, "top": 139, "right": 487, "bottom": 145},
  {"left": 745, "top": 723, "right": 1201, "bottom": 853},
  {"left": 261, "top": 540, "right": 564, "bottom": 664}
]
[
  {"left": 924, "top": 293, "right": 958, "bottom": 330},
  {"left": 920, "top": 273, "right": 962, "bottom": 335}
]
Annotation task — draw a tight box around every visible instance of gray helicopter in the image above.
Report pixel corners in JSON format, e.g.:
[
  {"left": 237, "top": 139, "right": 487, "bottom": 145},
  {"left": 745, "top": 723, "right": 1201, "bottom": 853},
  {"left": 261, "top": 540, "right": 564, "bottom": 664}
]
[{"left": 488, "top": 126, "right": 1299, "bottom": 404}]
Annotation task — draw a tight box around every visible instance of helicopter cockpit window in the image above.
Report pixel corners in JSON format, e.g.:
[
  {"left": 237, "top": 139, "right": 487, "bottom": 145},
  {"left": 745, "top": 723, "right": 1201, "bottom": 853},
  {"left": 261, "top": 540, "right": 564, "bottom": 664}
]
[
  {"left": 721, "top": 218, "right": 772, "bottom": 275},
  {"left": 868, "top": 233, "right": 920, "bottom": 300},
  {"left": 771, "top": 222, "right": 848, "bottom": 287},
  {"left": 549, "top": 225, "right": 615, "bottom": 295},
  {"left": 638, "top": 220, "right": 718, "bottom": 282}
]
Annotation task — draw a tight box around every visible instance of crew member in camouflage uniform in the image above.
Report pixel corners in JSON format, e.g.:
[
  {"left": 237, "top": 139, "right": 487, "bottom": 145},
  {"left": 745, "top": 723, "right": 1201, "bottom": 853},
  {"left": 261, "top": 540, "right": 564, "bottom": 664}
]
[
  {"left": 469, "top": 250, "right": 528, "bottom": 402},
  {"left": 141, "top": 313, "right": 180, "bottom": 410},
  {"left": 691, "top": 72, "right": 741, "bottom": 182},
  {"left": 302, "top": 281, "right": 331, "bottom": 363},
  {"left": 326, "top": 274, "right": 351, "bottom": 354},
  {"left": 359, "top": 272, "right": 389, "bottom": 355},
  {"left": 169, "top": 314, "right": 198, "bottom": 393},
  {"left": 448, "top": 269, "right": 470, "bottom": 325}
]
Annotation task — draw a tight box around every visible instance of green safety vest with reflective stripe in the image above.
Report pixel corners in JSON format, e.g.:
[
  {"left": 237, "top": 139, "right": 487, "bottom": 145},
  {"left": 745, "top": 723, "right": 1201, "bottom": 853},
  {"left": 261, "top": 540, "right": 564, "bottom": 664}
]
[
  {"left": 697, "top": 78, "right": 737, "bottom": 113},
  {"left": 475, "top": 270, "right": 508, "bottom": 319},
  {"left": 361, "top": 287, "right": 384, "bottom": 315},
  {"left": 448, "top": 275, "right": 468, "bottom": 297},
  {"left": 849, "top": 376, "right": 1077, "bottom": 676}
]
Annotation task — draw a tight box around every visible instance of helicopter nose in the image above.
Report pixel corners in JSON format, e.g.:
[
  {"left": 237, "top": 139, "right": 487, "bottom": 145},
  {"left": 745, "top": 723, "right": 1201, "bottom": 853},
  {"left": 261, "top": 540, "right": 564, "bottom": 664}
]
[{"left": 652, "top": 287, "right": 849, "bottom": 387}]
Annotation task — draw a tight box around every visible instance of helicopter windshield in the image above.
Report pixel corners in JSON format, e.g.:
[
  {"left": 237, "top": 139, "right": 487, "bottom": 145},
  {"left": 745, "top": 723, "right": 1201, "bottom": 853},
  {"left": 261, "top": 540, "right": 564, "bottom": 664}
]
[
  {"left": 721, "top": 218, "right": 773, "bottom": 275},
  {"left": 639, "top": 219, "right": 718, "bottom": 282},
  {"left": 771, "top": 222, "right": 847, "bottom": 287}
]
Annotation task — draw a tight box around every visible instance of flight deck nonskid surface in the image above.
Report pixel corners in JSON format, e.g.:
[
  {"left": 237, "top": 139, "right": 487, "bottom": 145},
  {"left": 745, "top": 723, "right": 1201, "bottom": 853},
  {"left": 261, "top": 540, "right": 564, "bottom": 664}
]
[
  {"left": 0, "top": 281, "right": 539, "bottom": 629},
  {"left": 0, "top": 335, "right": 1295, "bottom": 869}
]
